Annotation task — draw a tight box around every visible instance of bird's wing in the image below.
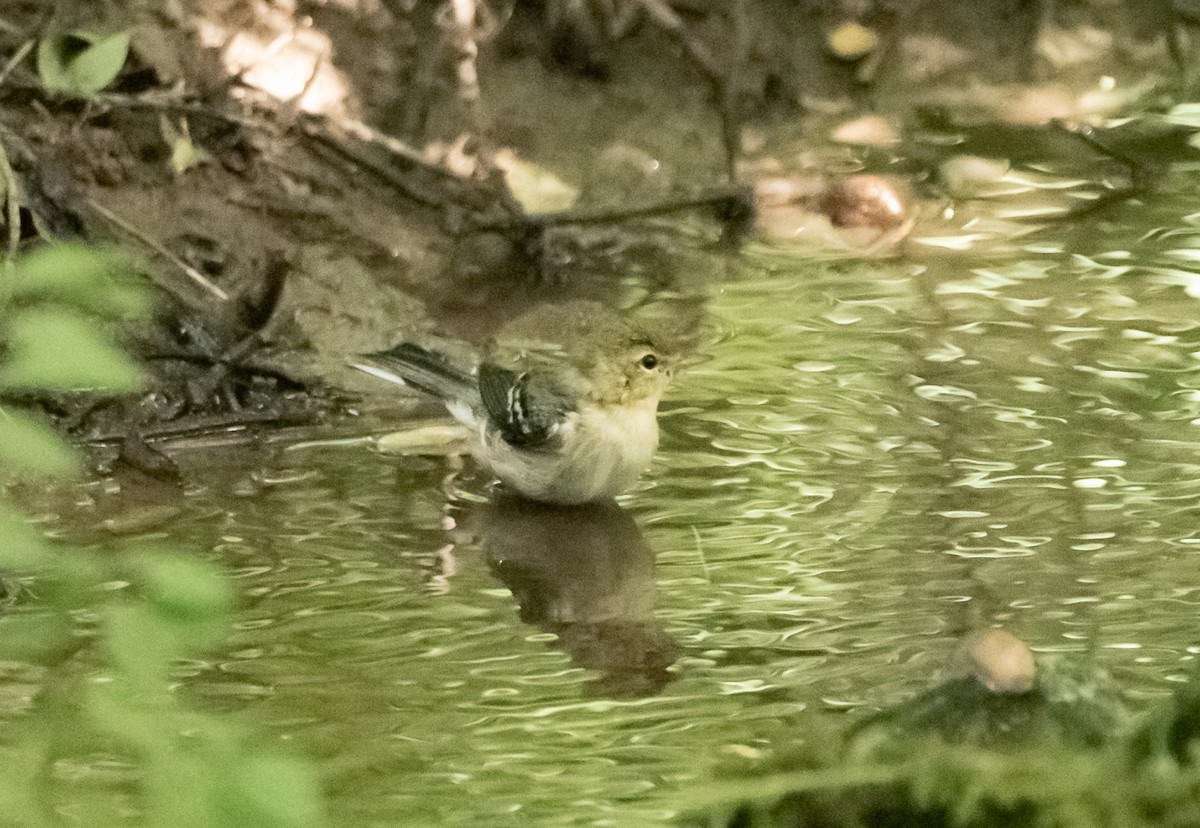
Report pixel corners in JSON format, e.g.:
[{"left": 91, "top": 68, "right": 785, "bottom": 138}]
[
  {"left": 352, "top": 341, "right": 483, "bottom": 427},
  {"left": 478, "top": 363, "right": 573, "bottom": 447},
  {"left": 354, "top": 342, "right": 475, "bottom": 398}
]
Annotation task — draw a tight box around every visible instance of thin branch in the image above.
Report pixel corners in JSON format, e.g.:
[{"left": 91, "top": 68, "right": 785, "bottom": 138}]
[
  {"left": 82, "top": 407, "right": 317, "bottom": 445},
  {"left": 476, "top": 185, "right": 752, "bottom": 230},
  {"left": 0, "top": 37, "right": 33, "bottom": 89},
  {"left": 86, "top": 91, "right": 276, "bottom": 131},
  {"left": 0, "top": 138, "right": 21, "bottom": 289},
  {"left": 86, "top": 198, "right": 230, "bottom": 302},
  {"left": 331, "top": 116, "right": 466, "bottom": 182},
  {"left": 0, "top": 44, "right": 28, "bottom": 278},
  {"left": 297, "top": 116, "right": 519, "bottom": 218},
  {"left": 721, "top": 0, "right": 749, "bottom": 183},
  {"left": 296, "top": 119, "right": 448, "bottom": 209}
]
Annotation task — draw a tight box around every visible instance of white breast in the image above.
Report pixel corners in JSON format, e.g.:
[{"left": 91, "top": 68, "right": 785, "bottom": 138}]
[{"left": 475, "top": 399, "right": 660, "bottom": 504}]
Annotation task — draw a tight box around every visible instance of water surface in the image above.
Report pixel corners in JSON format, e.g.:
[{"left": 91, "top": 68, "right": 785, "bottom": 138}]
[{"left": 14, "top": 154, "right": 1200, "bottom": 828}]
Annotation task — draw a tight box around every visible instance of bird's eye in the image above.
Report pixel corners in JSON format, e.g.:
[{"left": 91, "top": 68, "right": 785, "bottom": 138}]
[{"left": 639, "top": 353, "right": 658, "bottom": 370}]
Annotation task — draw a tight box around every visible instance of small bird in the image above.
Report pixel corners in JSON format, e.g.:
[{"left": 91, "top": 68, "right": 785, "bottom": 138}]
[{"left": 352, "top": 300, "right": 674, "bottom": 504}]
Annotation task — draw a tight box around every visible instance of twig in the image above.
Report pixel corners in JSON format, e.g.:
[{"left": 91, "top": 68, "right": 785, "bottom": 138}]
[
  {"left": 332, "top": 115, "right": 465, "bottom": 182},
  {"left": 86, "top": 91, "right": 275, "bottom": 131},
  {"left": 226, "top": 194, "right": 333, "bottom": 219},
  {"left": 82, "top": 408, "right": 316, "bottom": 445},
  {"left": 1039, "top": 119, "right": 1155, "bottom": 220},
  {"left": 476, "top": 185, "right": 752, "bottom": 230},
  {"left": 86, "top": 198, "right": 230, "bottom": 301},
  {"left": 0, "top": 138, "right": 21, "bottom": 283},
  {"left": 1051, "top": 119, "right": 1151, "bottom": 183},
  {"left": 0, "top": 37, "right": 33, "bottom": 89},
  {"left": 187, "top": 331, "right": 263, "bottom": 406},
  {"left": 297, "top": 120, "right": 446, "bottom": 209},
  {"left": 298, "top": 116, "right": 515, "bottom": 217}
]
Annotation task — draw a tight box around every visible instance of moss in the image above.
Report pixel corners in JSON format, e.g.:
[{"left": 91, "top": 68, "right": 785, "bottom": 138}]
[{"left": 687, "top": 661, "right": 1200, "bottom": 828}]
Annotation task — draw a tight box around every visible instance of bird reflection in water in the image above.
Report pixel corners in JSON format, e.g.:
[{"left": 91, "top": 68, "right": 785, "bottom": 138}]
[{"left": 459, "top": 494, "right": 679, "bottom": 698}]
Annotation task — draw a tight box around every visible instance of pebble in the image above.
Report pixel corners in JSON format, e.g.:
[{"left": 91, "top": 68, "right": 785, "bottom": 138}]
[
  {"left": 953, "top": 628, "right": 1036, "bottom": 695},
  {"left": 827, "top": 22, "right": 879, "bottom": 62}
]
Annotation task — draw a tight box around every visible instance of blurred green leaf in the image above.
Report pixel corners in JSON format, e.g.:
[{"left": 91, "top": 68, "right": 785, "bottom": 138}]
[
  {"left": 0, "top": 731, "right": 52, "bottom": 826},
  {"left": 220, "top": 752, "right": 325, "bottom": 828},
  {"left": 102, "top": 603, "right": 178, "bottom": 691},
  {"left": 0, "top": 307, "right": 143, "bottom": 392},
  {"left": 137, "top": 554, "right": 235, "bottom": 623},
  {"left": 144, "top": 749, "right": 221, "bottom": 828},
  {"left": 137, "top": 553, "right": 234, "bottom": 649},
  {"left": 36, "top": 31, "right": 129, "bottom": 97},
  {"left": 14, "top": 244, "right": 150, "bottom": 317},
  {"left": 0, "top": 235, "right": 330, "bottom": 827},
  {"left": 0, "top": 504, "right": 54, "bottom": 570},
  {"left": 0, "top": 609, "right": 74, "bottom": 662},
  {"left": 0, "top": 242, "right": 325, "bottom": 828},
  {"left": 0, "top": 408, "right": 81, "bottom": 479},
  {"left": 83, "top": 676, "right": 171, "bottom": 756},
  {"left": 36, "top": 555, "right": 107, "bottom": 612}
]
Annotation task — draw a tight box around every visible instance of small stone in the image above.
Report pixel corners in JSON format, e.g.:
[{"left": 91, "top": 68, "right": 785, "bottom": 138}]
[
  {"left": 752, "top": 175, "right": 823, "bottom": 209},
  {"left": 739, "top": 128, "right": 767, "bottom": 156},
  {"left": 953, "top": 628, "right": 1036, "bottom": 695},
  {"left": 494, "top": 149, "right": 579, "bottom": 213},
  {"left": 102, "top": 504, "right": 184, "bottom": 535},
  {"left": 817, "top": 175, "right": 908, "bottom": 229},
  {"left": 827, "top": 22, "right": 879, "bottom": 62},
  {"left": 831, "top": 115, "right": 900, "bottom": 147},
  {"left": 940, "top": 155, "right": 1013, "bottom": 199}
]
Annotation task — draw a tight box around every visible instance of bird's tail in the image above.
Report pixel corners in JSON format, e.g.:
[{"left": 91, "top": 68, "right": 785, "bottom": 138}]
[{"left": 352, "top": 342, "right": 482, "bottom": 414}]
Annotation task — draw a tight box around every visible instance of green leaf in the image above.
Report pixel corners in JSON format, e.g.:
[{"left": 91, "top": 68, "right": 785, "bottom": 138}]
[
  {"left": 0, "top": 609, "right": 74, "bottom": 662},
  {"left": 137, "top": 553, "right": 235, "bottom": 624},
  {"left": 0, "top": 408, "right": 81, "bottom": 478},
  {"left": 83, "top": 675, "right": 172, "bottom": 755},
  {"left": 0, "top": 504, "right": 54, "bottom": 571},
  {"left": 13, "top": 244, "right": 150, "bottom": 317},
  {"left": 0, "top": 731, "right": 49, "bottom": 822},
  {"left": 102, "top": 603, "right": 177, "bottom": 690},
  {"left": 220, "top": 752, "right": 325, "bottom": 828},
  {"left": 38, "top": 554, "right": 107, "bottom": 608},
  {"left": 0, "top": 307, "right": 143, "bottom": 392},
  {"left": 144, "top": 749, "right": 221, "bottom": 828},
  {"left": 36, "top": 30, "right": 129, "bottom": 97}
]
